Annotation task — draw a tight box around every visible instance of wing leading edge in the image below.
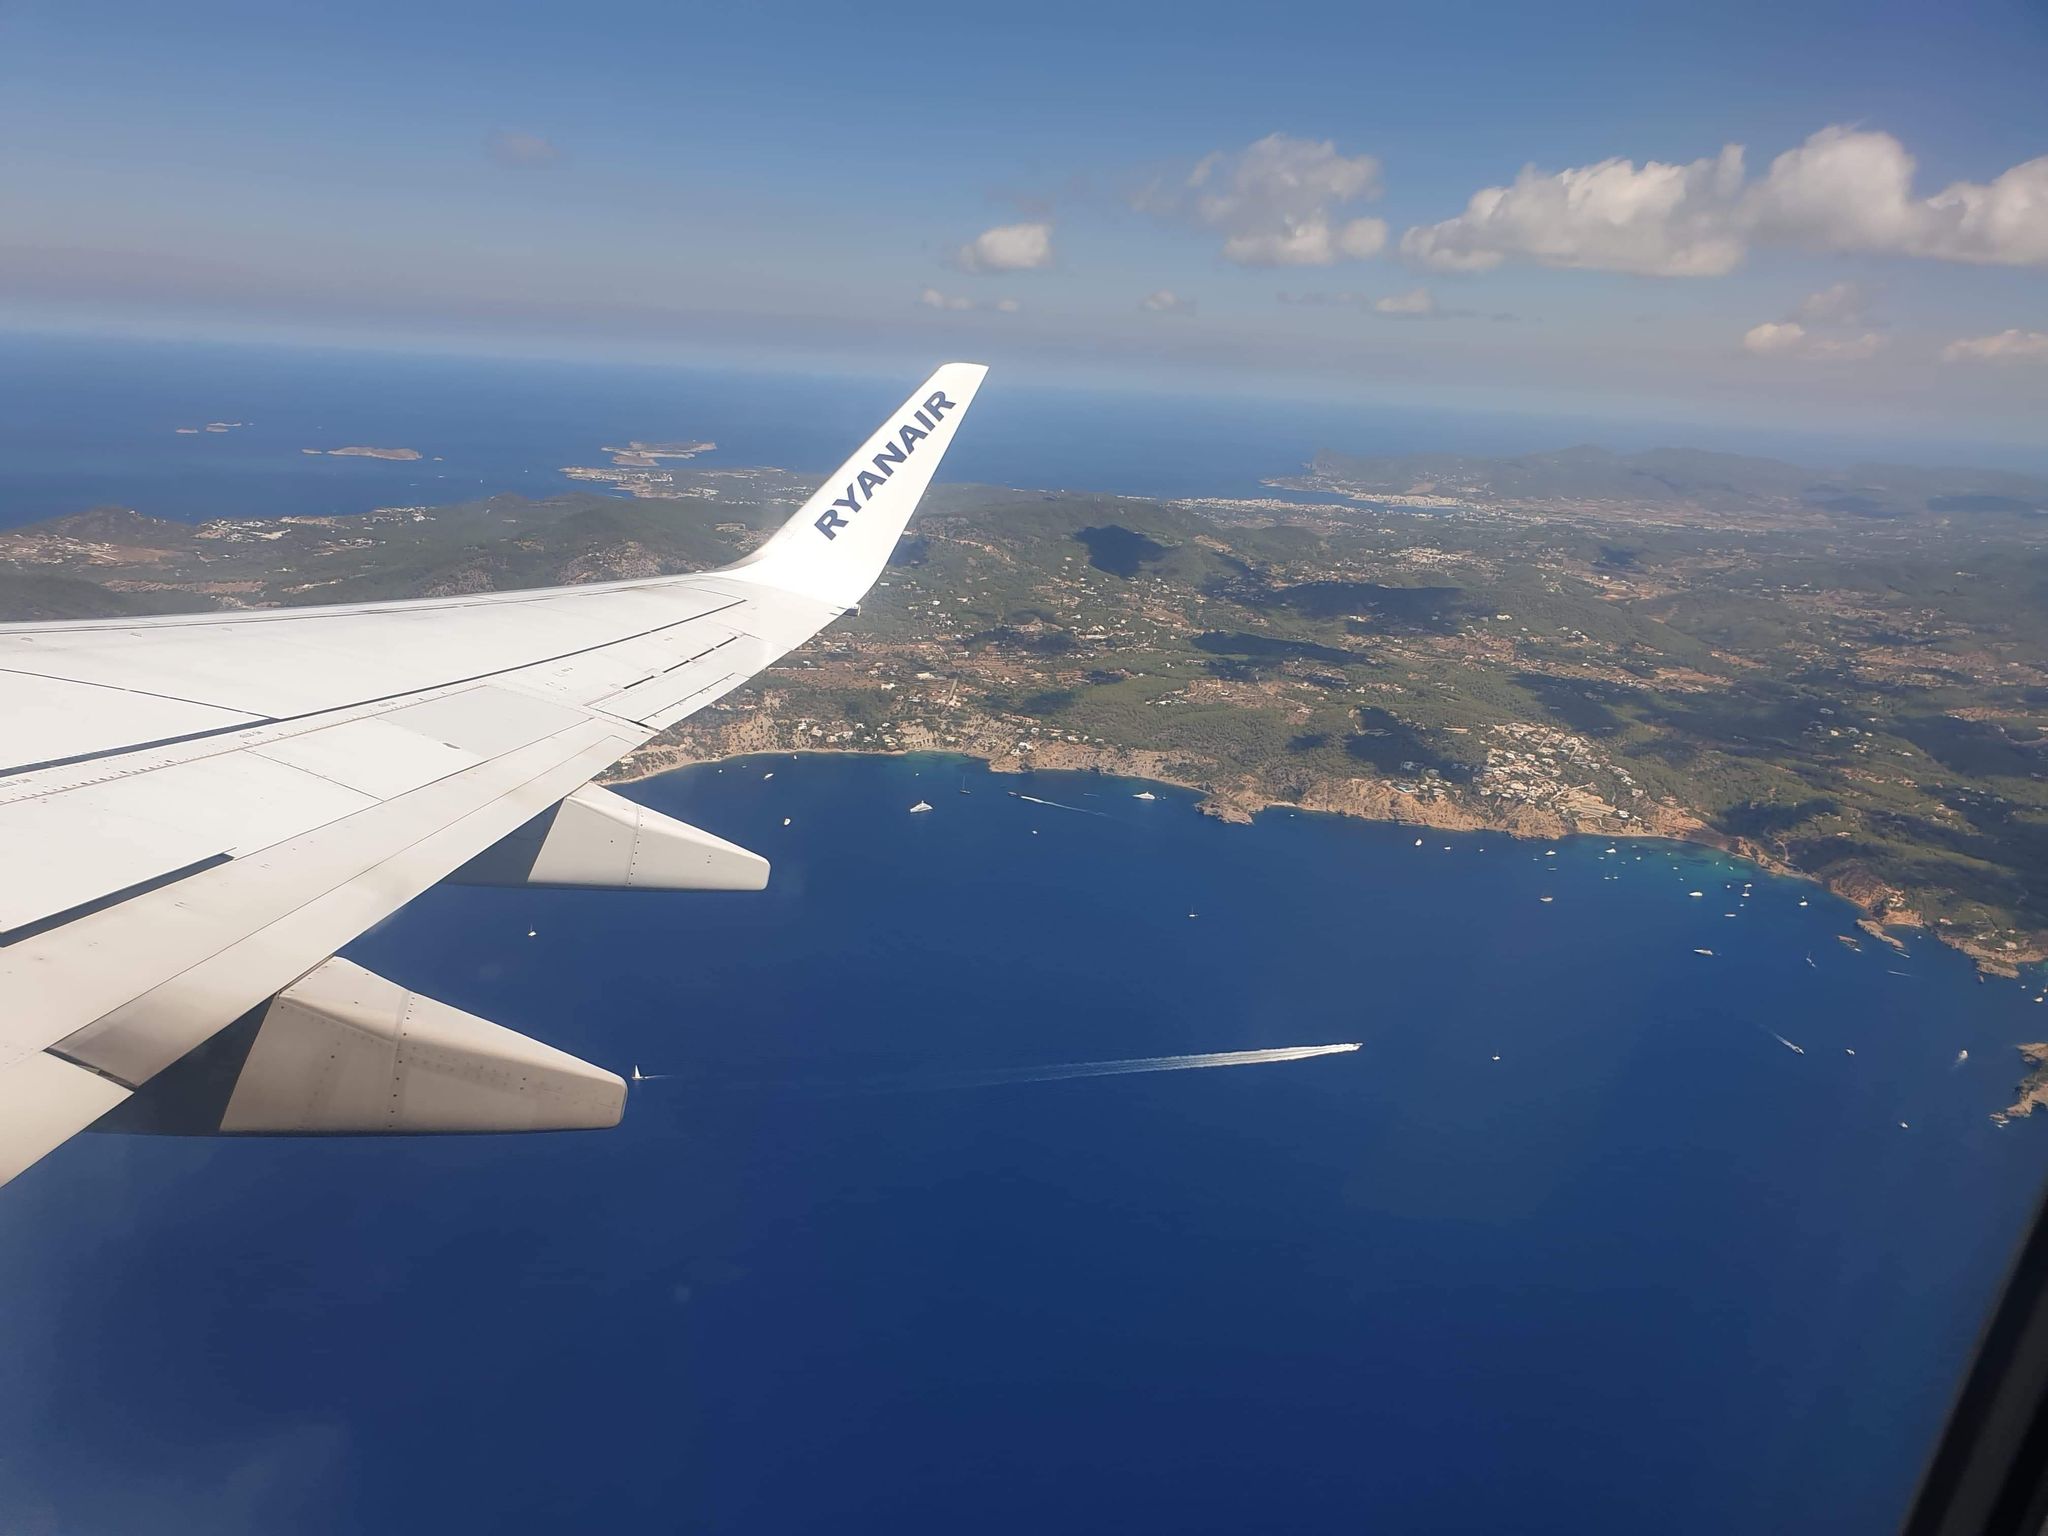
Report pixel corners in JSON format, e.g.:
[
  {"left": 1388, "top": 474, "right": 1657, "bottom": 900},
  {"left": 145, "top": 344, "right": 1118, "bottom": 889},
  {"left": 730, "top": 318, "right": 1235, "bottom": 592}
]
[{"left": 0, "top": 362, "right": 988, "bottom": 1188}]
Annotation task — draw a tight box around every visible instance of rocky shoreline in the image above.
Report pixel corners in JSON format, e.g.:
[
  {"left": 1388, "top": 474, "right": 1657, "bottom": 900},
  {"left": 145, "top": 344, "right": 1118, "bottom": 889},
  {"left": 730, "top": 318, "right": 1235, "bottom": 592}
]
[
  {"left": 606, "top": 727, "right": 2046, "bottom": 983},
  {"left": 1996, "top": 1044, "right": 2048, "bottom": 1125}
]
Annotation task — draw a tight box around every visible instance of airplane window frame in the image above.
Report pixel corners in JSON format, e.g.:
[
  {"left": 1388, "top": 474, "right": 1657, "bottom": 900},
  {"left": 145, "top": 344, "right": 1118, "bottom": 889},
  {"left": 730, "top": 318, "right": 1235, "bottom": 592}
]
[{"left": 1906, "top": 1188, "right": 2048, "bottom": 1536}]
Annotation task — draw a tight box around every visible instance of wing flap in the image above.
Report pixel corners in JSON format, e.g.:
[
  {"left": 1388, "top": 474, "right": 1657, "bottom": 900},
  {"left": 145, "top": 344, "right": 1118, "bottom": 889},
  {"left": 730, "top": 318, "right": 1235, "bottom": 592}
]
[
  {"left": 6, "top": 718, "right": 639, "bottom": 1086},
  {"left": 0, "top": 752, "right": 374, "bottom": 934},
  {"left": 0, "top": 1051, "right": 130, "bottom": 1187},
  {"left": 249, "top": 716, "right": 482, "bottom": 800},
  {"left": 0, "top": 671, "right": 263, "bottom": 775},
  {"left": 219, "top": 958, "right": 623, "bottom": 1134}
]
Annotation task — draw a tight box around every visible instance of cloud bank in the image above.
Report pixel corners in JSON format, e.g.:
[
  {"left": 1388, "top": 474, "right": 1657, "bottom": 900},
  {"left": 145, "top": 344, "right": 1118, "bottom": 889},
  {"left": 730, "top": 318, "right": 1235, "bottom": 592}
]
[{"left": 1402, "top": 127, "right": 2048, "bottom": 276}]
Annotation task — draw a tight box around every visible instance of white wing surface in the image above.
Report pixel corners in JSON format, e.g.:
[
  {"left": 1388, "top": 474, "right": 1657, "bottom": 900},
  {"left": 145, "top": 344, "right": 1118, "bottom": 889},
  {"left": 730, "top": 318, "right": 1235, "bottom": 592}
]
[{"left": 0, "top": 362, "right": 987, "bottom": 1187}]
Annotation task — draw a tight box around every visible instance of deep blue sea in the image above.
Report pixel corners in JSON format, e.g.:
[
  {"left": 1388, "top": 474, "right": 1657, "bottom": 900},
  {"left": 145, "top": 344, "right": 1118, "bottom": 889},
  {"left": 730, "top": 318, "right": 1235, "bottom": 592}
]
[{"left": 4, "top": 755, "right": 2046, "bottom": 1534}]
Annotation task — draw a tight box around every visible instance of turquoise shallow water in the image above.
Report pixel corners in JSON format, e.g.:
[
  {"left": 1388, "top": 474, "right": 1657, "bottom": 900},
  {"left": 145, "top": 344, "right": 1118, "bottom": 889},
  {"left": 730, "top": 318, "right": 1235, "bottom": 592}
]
[{"left": 4, "top": 752, "right": 2045, "bottom": 1533}]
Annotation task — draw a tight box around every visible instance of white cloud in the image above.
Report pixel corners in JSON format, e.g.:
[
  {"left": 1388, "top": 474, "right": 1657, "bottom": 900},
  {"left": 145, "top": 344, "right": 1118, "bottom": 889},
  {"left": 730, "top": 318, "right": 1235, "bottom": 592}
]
[
  {"left": 1140, "top": 289, "right": 1196, "bottom": 315},
  {"left": 486, "top": 129, "right": 560, "bottom": 167},
  {"left": 1750, "top": 127, "right": 2048, "bottom": 266},
  {"left": 1792, "top": 280, "right": 1871, "bottom": 326},
  {"left": 1942, "top": 329, "right": 2048, "bottom": 363},
  {"left": 1373, "top": 287, "right": 1438, "bottom": 317},
  {"left": 954, "top": 222, "right": 1053, "bottom": 272},
  {"left": 1402, "top": 127, "right": 2048, "bottom": 277},
  {"left": 1223, "top": 217, "right": 1387, "bottom": 267},
  {"left": 1742, "top": 321, "right": 1806, "bottom": 355},
  {"left": 1917, "top": 159, "right": 2048, "bottom": 265},
  {"left": 1741, "top": 319, "right": 1885, "bottom": 360},
  {"left": 1140, "top": 133, "right": 1388, "bottom": 267},
  {"left": 1402, "top": 146, "right": 1748, "bottom": 277},
  {"left": 919, "top": 287, "right": 1019, "bottom": 314},
  {"left": 1744, "top": 282, "right": 1886, "bottom": 359}
]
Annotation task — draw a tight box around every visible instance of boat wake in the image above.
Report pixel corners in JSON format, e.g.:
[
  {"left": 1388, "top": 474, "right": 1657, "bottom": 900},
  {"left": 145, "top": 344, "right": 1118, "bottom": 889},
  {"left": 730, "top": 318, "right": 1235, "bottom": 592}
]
[
  {"left": 870, "top": 1043, "right": 1362, "bottom": 1093},
  {"left": 635, "top": 1045, "right": 1364, "bottom": 1097},
  {"left": 1008, "top": 790, "right": 1110, "bottom": 818}
]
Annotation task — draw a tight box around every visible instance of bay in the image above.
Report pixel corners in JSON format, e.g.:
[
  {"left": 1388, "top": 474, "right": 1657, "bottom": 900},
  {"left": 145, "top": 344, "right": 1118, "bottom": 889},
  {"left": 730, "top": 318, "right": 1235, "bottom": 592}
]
[{"left": 3, "top": 753, "right": 2043, "bottom": 1533}]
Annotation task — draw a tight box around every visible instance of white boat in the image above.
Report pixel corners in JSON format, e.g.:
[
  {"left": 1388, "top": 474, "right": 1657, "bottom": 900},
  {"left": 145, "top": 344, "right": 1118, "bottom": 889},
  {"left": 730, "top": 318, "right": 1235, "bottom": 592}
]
[
  {"left": 1134, "top": 791, "right": 1157, "bottom": 801},
  {"left": 909, "top": 800, "right": 933, "bottom": 813},
  {"left": 1694, "top": 948, "right": 1714, "bottom": 956}
]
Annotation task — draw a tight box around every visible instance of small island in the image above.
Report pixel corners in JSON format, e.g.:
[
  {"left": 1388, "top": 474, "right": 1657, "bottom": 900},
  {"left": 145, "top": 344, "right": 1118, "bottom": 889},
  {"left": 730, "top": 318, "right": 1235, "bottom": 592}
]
[
  {"left": 318, "top": 446, "right": 422, "bottom": 461},
  {"left": 604, "top": 440, "right": 714, "bottom": 468}
]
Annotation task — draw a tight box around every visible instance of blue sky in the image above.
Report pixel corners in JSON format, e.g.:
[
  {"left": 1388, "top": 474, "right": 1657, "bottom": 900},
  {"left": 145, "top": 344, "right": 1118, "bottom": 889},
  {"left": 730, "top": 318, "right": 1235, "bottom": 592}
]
[{"left": 2, "top": 0, "right": 2045, "bottom": 448}]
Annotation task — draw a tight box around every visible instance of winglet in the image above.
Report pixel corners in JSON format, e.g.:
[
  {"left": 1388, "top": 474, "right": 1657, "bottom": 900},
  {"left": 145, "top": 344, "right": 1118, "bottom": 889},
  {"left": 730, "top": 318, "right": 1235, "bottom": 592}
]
[{"left": 724, "top": 363, "right": 987, "bottom": 608}]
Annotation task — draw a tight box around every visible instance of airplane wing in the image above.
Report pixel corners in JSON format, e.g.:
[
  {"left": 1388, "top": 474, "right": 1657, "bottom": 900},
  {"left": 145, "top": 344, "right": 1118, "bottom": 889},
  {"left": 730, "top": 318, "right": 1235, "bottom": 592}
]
[{"left": 0, "top": 362, "right": 987, "bottom": 1188}]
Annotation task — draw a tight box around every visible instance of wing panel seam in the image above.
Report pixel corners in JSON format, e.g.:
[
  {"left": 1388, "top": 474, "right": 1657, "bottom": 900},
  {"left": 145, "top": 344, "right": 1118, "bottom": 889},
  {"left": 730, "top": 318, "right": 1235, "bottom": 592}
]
[
  {"left": 0, "top": 853, "right": 233, "bottom": 949},
  {"left": 0, "top": 596, "right": 747, "bottom": 780}
]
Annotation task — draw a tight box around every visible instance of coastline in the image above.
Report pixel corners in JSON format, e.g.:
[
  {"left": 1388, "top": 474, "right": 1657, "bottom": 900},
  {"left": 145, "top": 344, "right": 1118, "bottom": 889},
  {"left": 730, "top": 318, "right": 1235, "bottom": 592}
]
[
  {"left": 605, "top": 734, "right": 2047, "bottom": 982},
  {"left": 1999, "top": 1044, "right": 2048, "bottom": 1124}
]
